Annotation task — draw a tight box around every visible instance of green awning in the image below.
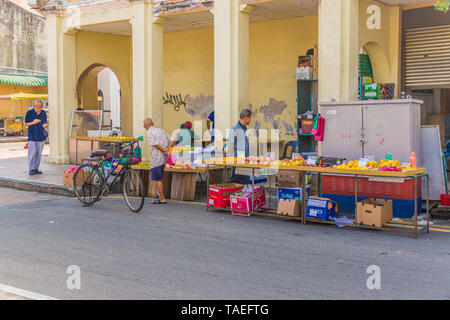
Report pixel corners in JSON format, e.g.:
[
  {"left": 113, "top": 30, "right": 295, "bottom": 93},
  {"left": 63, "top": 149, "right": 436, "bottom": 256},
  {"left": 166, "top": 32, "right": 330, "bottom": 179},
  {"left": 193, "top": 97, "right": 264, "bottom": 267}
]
[{"left": 0, "top": 73, "right": 47, "bottom": 87}]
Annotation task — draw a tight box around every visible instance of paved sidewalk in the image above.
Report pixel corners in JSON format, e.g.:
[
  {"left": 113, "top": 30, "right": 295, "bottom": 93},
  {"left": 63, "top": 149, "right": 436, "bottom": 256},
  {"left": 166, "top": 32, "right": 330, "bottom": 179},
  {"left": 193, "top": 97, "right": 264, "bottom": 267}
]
[{"left": 0, "top": 142, "right": 73, "bottom": 195}]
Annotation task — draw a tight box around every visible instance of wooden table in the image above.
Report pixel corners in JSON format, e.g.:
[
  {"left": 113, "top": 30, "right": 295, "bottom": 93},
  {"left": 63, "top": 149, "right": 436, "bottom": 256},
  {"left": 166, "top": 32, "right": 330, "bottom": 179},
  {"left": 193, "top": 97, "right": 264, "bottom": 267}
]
[
  {"left": 204, "top": 160, "right": 429, "bottom": 238},
  {"left": 132, "top": 165, "right": 224, "bottom": 201}
]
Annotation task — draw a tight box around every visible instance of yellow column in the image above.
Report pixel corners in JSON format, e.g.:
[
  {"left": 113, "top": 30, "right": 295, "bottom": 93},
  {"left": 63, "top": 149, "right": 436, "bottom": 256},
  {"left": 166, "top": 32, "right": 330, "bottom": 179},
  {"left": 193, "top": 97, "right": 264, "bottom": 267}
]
[
  {"left": 46, "top": 14, "right": 77, "bottom": 164},
  {"left": 318, "top": 0, "right": 359, "bottom": 102},
  {"left": 131, "top": 1, "right": 164, "bottom": 161},
  {"left": 214, "top": 0, "right": 251, "bottom": 138}
]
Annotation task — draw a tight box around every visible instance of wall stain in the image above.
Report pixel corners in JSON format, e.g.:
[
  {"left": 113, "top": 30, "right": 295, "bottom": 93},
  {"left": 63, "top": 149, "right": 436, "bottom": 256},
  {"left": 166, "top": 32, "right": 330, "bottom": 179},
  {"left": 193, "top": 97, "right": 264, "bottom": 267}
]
[
  {"left": 259, "top": 98, "right": 288, "bottom": 130},
  {"left": 185, "top": 94, "right": 214, "bottom": 118}
]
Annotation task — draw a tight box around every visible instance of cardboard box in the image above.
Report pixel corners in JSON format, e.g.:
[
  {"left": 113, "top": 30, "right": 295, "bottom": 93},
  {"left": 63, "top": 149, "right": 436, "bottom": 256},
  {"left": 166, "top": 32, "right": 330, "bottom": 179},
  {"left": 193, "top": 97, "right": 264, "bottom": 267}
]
[
  {"left": 208, "top": 183, "right": 244, "bottom": 208},
  {"left": 362, "top": 83, "right": 382, "bottom": 100},
  {"left": 305, "top": 196, "right": 338, "bottom": 221},
  {"left": 277, "top": 199, "right": 301, "bottom": 217},
  {"left": 276, "top": 170, "right": 302, "bottom": 188},
  {"left": 357, "top": 198, "right": 393, "bottom": 227},
  {"left": 62, "top": 170, "right": 87, "bottom": 187},
  {"left": 230, "top": 186, "right": 266, "bottom": 216},
  {"left": 235, "top": 167, "right": 262, "bottom": 176},
  {"left": 277, "top": 186, "right": 310, "bottom": 203}
]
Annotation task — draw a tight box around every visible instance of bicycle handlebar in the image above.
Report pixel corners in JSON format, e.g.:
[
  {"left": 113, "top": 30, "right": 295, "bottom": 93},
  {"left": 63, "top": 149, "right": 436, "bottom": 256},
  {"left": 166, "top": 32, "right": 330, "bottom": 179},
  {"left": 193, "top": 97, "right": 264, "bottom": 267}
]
[{"left": 105, "top": 140, "right": 139, "bottom": 148}]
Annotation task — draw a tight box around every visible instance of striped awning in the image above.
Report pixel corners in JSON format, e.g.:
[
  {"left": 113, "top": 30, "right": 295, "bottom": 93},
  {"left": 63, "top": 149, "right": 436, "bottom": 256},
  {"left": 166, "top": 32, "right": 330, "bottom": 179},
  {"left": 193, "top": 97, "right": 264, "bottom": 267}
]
[
  {"left": 0, "top": 93, "right": 48, "bottom": 100},
  {"left": 0, "top": 73, "right": 47, "bottom": 87}
]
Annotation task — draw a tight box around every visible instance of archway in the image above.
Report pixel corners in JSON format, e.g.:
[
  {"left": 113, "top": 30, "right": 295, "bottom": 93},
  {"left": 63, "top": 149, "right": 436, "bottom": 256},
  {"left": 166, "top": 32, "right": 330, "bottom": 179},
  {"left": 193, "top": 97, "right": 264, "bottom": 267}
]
[
  {"left": 362, "top": 41, "right": 391, "bottom": 83},
  {"left": 76, "top": 64, "right": 124, "bottom": 133}
]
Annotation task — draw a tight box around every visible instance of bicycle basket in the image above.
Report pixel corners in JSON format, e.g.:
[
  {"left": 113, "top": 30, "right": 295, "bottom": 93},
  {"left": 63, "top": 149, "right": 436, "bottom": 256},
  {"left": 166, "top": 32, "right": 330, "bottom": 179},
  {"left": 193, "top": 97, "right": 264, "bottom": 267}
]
[{"left": 120, "top": 148, "right": 134, "bottom": 164}]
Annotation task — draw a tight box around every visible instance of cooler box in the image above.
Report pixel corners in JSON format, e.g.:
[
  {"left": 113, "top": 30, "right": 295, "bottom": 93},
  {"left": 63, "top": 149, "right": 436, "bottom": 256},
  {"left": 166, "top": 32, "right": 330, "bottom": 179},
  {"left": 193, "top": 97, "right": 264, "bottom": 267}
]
[
  {"left": 305, "top": 196, "right": 338, "bottom": 221},
  {"left": 277, "top": 186, "right": 310, "bottom": 203},
  {"left": 208, "top": 184, "right": 243, "bottom": 208},
  {"left": 230, "top": 186, "right": 266, "bottom": 216}
]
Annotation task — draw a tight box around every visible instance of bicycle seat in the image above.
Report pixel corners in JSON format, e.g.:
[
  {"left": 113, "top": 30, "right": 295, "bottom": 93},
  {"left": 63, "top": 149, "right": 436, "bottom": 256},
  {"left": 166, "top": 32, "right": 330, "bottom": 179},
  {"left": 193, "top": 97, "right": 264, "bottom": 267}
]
[{"left": 91, "top": 149, "right": 108, "bottom": 157}]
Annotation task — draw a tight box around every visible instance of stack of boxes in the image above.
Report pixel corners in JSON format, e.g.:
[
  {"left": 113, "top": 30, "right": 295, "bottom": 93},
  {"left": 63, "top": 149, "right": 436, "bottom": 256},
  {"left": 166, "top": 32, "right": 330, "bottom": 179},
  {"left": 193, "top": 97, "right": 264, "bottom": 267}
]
[{"left": 276, "top": 170, "right": 309, "bottom": 217}]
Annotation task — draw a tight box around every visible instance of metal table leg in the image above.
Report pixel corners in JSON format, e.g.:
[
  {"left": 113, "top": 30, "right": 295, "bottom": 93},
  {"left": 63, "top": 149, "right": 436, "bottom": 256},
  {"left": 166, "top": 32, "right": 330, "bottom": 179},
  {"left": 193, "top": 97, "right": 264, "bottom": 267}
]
[
  {"left": 427, "top": 174, "right": 430, "bottom": 234},
  {"left": 252, "top": 167, "right": 255, "bottom": 214},
  {"left": 206, "top": 164, "right": 210, "bottom": 212},
  {"left": 355, "top": 175, "right": 358, "bottom": 222},
  {"left": 414, "top": 176, "right": 418, "bottom": 239},
  {"left": 318, "top": 172, "right": 322, "bottom": 197},
  {"left": 301, "top": 171, "right": 306, "bottom": 225}
]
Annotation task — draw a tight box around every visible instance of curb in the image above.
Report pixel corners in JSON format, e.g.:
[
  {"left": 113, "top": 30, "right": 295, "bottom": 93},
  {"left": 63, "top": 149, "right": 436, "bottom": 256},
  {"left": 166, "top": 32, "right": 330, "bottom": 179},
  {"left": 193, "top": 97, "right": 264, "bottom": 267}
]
[{"left": 0, "top": 176, "right": 74, "bottom": 197}]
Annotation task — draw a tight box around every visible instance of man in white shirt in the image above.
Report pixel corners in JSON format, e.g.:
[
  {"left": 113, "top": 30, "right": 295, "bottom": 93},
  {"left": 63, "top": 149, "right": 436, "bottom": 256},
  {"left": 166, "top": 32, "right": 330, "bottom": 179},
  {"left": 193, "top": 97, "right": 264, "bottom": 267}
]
[{"left": 143, "top": 118, "right": 177, "bottom": 204}]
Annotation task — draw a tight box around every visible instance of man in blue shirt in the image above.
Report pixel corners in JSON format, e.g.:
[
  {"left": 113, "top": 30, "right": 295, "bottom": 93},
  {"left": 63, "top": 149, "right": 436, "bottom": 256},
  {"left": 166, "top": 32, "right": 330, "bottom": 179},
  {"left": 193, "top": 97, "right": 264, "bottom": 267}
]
[
  {"left": 207, "top": 110, "right": 215, "bottom": 142},
  {"left": 24, "top": 100, "right": 48, "bottom": 175},
  {"left": 227, "top": 109, "right": 252, "bottom": 184}
]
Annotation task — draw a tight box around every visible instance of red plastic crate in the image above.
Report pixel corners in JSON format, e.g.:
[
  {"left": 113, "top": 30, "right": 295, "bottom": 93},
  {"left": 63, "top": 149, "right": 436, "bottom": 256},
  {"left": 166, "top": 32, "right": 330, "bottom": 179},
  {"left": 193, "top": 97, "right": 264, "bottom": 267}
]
[
  {"left": 208, "top": 184, "right": 244, "bottom": 208},
  {"left": 441, "top": 194, "right": 450, "bottom": 206},
  {"left": 322, "top": 174, "right": 421, "bottom": 200}
]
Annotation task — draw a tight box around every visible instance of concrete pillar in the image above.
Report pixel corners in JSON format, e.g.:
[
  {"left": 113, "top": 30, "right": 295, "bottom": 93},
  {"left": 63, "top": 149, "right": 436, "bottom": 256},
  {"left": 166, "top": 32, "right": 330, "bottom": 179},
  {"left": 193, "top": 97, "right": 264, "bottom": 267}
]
[
  {"left": 131, "top": 2, "right": 164, "bottom": 161},
  {"left": 213, "top": 0, "right": 251, "bottom": 139},
  {"left": 46, "top": 15, "right": 77, "bottom": 164},
  {"left": 318, "top": 0, "right": 359, "bottom": 102}
]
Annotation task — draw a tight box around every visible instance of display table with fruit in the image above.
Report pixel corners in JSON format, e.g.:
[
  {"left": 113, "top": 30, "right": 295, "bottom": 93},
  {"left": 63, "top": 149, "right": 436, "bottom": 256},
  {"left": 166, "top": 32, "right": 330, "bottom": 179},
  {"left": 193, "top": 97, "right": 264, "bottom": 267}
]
[
  {"left": 204, "top": 156, "right": 430, "bottom": 238},
  {"left": 131, "top": 162, "right": 225, "bottom": 201}
]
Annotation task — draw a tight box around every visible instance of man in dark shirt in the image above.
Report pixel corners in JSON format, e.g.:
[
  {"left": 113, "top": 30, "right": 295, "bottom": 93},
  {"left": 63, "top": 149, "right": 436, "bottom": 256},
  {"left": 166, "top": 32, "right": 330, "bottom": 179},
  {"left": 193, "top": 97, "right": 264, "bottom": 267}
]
[
  {"left": 24, "top": 100, "right": 48, "bottom": 175},
  {"left": 227, "top": 109, "right": 252, "bottom": 184}
]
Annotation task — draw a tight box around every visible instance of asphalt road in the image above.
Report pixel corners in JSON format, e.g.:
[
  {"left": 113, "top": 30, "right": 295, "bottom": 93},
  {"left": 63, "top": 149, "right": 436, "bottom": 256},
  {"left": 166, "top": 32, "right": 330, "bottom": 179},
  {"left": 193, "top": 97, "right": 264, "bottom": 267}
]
[{"left": 0, "top": 187, "right": 449, "bottom": 300}]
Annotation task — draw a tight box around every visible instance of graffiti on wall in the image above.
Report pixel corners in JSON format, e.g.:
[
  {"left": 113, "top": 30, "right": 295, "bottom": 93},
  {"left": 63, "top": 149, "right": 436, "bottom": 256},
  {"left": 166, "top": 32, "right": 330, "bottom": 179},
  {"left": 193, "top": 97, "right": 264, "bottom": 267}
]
[
  {"left": 163, "top": 93, "right": 295, "bottom": 136},
  {"left": 162, "top": 92, "right": 188, "bottom": 112}
]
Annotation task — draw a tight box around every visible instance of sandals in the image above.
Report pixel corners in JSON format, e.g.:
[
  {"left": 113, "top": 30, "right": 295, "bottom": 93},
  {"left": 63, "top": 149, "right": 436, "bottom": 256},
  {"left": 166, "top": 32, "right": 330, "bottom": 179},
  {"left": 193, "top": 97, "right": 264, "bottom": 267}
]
[{"left": 152, "top": 198, "right": 167, "bottom": 204}]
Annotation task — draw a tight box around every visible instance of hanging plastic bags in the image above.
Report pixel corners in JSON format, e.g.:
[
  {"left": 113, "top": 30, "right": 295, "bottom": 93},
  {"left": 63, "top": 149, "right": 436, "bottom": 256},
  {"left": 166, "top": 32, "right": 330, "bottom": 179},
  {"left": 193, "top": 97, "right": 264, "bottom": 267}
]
[
  {"left": 314, "top": 114, "right": 325, "bottom": 142},
  {"left": 311, "top": 112, "right": 319, "bottom": 135}
]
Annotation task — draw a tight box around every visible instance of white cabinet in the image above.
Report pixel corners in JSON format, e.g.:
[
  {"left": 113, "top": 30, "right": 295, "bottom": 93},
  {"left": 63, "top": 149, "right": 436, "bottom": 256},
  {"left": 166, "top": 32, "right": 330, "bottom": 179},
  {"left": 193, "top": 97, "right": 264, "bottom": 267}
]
[{"left": 319, "top": 99, "right": 423, "bottom": 165}]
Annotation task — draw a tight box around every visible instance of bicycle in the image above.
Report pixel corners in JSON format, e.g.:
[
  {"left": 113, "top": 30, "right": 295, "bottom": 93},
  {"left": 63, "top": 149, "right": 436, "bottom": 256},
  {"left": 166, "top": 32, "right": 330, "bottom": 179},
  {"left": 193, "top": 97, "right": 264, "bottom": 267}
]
[{"left": 73, "top": 140, "right": 145, "bottom": 212}]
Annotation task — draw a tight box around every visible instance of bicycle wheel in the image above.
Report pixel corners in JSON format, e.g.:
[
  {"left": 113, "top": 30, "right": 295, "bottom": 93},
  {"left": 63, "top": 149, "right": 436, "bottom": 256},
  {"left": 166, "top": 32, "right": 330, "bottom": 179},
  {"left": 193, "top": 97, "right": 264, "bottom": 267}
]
[
  {"left": 122, "top": 169, "right": 145, "bottom": 212},
  {"left": 73, "top": 164, "right": 104, "bottom": 206}
]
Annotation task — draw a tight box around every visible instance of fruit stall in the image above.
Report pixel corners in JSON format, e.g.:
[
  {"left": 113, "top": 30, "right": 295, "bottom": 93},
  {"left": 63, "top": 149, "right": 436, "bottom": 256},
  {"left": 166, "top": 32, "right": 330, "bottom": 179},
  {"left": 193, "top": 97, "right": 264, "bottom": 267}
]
[
  {"left": 132, "top": 161, "right": 225, "bottom": 201},
  {"left": 70, "top": 135, "right": 138, "bottom": 164},
  {"left": 204, "top": 155, "right": 429, "bottom": 238}
]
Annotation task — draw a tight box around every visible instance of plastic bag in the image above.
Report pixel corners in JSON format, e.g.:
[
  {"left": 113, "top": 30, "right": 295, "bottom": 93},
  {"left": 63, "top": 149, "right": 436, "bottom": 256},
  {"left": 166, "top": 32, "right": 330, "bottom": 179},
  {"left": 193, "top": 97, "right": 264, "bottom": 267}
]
[{"left": 166, "top": 153, "right": 177, "bottom": 166}]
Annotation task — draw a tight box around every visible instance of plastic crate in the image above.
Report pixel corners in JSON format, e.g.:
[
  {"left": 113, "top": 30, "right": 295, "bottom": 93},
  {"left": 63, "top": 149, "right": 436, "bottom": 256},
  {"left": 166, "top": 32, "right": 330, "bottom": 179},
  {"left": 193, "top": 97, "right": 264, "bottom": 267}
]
[{"left": 441, "top": 194, "right": 450, "bottom": 206}]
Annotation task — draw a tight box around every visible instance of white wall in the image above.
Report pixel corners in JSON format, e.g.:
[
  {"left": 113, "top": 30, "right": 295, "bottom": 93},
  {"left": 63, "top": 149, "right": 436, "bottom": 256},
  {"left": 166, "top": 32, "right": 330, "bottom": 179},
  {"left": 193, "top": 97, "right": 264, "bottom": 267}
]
[{"left": 97, "top": 68, "right": 121, "bottom": 129}]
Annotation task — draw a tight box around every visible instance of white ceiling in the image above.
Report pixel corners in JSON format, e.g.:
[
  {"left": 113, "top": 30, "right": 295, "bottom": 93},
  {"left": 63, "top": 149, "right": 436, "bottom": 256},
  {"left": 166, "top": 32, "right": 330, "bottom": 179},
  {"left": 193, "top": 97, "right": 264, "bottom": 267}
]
[
  {"left": 80, "top": 21, "right": 131, "bottom": 36},
  {"left": 76, "top": 0, "right": 433, "bottom": 35},
  {"left": 250, "top": 0, "right": 319, "bottom": 23},
  {"left": 163, "top": 10, "right": 214, "bottom": 33}
]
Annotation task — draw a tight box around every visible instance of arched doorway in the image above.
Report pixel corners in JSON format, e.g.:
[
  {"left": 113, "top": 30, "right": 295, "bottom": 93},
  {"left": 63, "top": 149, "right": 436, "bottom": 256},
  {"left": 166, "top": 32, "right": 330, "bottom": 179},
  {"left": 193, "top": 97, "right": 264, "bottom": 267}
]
[{"left": 76, "top": 64, "right": 123, "bottom": 133}]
